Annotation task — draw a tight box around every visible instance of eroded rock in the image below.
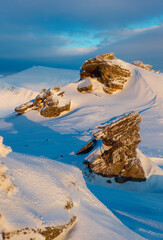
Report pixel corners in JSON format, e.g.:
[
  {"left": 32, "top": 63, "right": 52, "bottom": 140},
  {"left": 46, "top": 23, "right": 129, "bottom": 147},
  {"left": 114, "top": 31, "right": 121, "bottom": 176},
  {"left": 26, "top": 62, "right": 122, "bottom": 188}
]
[
  {"left": 77, "top": 112, "right": 146, "bottom": 183},
  {"left": 78, "top": 53, "right": 131, "bottom": 94},
  {"left": 15, "top": 86, "right": 71, "bottom": 118}
]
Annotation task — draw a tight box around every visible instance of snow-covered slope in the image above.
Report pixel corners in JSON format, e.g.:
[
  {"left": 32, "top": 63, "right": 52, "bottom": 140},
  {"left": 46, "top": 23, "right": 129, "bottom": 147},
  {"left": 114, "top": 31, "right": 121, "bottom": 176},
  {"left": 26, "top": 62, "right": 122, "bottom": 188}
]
[
  {"left": 3, "top": 66, "right": 79, "bottom": 91},
  {"left": 0, "top": 151, "right": 142, "bottom": 240},
  {"left": 0, "top": 57, "right": 163, "bottom": 239},
  {"left": 0, "top": 80, "right": 37, "bottom": 118}
]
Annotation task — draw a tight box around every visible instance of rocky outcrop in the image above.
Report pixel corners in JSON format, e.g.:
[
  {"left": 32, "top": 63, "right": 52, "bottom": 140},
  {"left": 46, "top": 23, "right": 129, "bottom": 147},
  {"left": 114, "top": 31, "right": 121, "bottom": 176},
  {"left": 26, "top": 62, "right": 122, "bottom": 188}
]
[
  {"left": 133, "top": 60, "right": 161, "bottom": 73},
  {"left": 78, "top": 53, "right": 131, "bottom": 94},
  {"left": 15, "top": 87, "right": 71, "bottom": 118},
  {"left": 77, "top": 78, "right": 93, "bottom": 93},
  {"left": 133, "top": 61, "right": 153, "bottom": 71},
  {"left": 15, "top": 101, "right": 34, "bottom": 114},
  {"left": 77, "top": 112, "right": 146, "bottom": 183},
  {"left": 2, "top": 216, "right": 77, "bottom": 240}
]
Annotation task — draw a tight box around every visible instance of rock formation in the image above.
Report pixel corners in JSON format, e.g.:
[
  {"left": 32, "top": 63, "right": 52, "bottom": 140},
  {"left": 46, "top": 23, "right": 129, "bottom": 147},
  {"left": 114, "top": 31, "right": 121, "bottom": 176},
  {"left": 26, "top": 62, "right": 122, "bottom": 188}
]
[
  {"left": 133, "top": 60, "right": 161, "bottom": 73},
  {"left": 77, "top": 112, "right": 146, "bottom": 183},
  {"left": 15, "top": 87, "right": 71, "bottom": 118},
  {"left": 78, "top": 53, "right": 131, "bottom": 94},
  {"left": 2, "top": 216, "right": 77, "bottom": 240},
  {"left": 77, "top": 78, "right": 92, "bottom": 93}
]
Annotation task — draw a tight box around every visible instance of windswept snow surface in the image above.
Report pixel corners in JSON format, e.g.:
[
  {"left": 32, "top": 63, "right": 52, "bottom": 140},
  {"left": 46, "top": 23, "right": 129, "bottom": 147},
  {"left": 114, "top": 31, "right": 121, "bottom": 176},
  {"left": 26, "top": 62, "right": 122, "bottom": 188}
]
[{"left": 0, "top": 58, "right": 163, "bottom": 239}]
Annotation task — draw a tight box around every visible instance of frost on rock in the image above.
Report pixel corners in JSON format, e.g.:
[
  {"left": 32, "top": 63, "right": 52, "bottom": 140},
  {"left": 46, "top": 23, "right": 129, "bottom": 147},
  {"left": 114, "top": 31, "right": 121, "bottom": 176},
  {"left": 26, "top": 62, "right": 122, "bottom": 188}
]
[
  {"left": 15, "top": 86, "right": 71, "bottom": 118},
  {"left": 78, "top": 52, "right": 131, "bottom": 94},
  {"left": 77, "top": 112, "right": 147, "bottom": 183}
]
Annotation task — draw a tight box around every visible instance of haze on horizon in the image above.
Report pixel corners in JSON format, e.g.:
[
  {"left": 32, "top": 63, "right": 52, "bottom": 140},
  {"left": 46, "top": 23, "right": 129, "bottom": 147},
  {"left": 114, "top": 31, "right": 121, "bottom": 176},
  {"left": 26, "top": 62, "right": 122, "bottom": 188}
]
[{"left": 0, "top": 0, "right": 163, "bottom": 74}]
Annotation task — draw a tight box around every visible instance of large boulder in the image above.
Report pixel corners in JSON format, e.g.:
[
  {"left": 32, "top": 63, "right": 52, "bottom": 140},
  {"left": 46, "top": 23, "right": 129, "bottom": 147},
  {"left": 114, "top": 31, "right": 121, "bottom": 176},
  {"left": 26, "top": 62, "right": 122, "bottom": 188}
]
[
  {"left": 15, "top": 86, "right": 71, "bottom": 118},
  {"left": 78, "top": 53, "right": 131, "bottom": 94},
  {"left": 77, "top": 112, "right": 146, "bottom": 183},
  {"left": 77, "top": 78, "right": 93, "bottom": 93},
  {"left": 40, "top": 98, "right": 71, "bottom": 118}
]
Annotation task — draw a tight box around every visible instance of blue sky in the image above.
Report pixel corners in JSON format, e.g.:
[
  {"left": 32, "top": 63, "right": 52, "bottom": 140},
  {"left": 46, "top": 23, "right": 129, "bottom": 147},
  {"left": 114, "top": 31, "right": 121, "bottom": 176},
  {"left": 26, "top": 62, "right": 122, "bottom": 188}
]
[{"left": 0, "top": 0, "right": 163, "bottom": 73}]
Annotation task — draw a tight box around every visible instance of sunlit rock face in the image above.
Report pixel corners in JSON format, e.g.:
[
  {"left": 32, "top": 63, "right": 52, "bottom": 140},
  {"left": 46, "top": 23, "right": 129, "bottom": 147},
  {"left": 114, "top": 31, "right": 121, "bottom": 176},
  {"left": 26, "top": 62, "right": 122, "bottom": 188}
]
[
  {"left": 78, "top": 53, "right": 131, "bottom": 94},
  {"left": 77, "top": 112, "right": 146, "bottom": 183},
  {"left": 15, "top": 87, "right": 71, "bottom": 118}
]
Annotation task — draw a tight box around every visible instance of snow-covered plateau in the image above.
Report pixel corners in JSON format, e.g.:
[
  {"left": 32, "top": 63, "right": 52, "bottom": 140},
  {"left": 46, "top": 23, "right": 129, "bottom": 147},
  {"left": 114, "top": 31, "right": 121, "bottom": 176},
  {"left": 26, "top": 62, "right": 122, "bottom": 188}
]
[{"left": 0, "top": 54, "right": 163, "bottom": 239}]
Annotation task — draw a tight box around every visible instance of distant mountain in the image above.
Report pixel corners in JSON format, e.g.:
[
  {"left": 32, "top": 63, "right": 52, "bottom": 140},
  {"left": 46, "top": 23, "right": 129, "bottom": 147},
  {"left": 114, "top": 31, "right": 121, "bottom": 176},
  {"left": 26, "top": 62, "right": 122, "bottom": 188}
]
[
  {"left": 0, "top": 80, "right": 37, "bottom": 118},
  {"left": 2, "top": 66, "right": 79, "bottom": 91}
]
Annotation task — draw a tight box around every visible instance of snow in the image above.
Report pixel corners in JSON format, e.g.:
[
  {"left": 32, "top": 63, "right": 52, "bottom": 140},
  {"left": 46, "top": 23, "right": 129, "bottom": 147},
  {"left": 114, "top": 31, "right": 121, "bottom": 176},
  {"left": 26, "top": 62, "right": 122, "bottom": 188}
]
[
  {"left": 137, "top": 148, "right": 163, "bottom": 178},
  {"left": 0, "top": 80, "right": 37, "bottom": 118},
  {"left": 0, "top": 66, "right": 79, "bottom": 118},
  {"left": 0, "top": 57, "right": 163, "bottom": 239},
  {"left": 77, "top": 77, "right": 92, "bottom": 88},
  {"left": 58, "top": 96, "right": 70, "bottom": 107},
  {"left": 0, "top": 137, "right": 12, "bottom": 157},
  {"left": 0, "top": 152, "right": 141, "bottom": 240},
  {"left": 2, "top": 66, "right": 79, "bottom": 91}
]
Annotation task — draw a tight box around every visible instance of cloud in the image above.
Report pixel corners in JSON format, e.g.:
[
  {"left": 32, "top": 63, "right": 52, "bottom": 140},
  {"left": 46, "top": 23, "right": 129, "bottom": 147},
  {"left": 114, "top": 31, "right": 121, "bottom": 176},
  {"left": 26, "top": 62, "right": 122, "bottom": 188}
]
[
  {"left": 0, "top": 33, "right": 73, "bottom": 58},
  {"left": 1, "top": 0, "right": 163, "bottom": 32},
  {"left": 0, "top": 0, "right": 163, "bottom": 72},
  {"left": 56, "top": 46, "right": 98, "bottom": 56},
  {"left": 94, "top": 24, "right": 163, "bottom": 71}
]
